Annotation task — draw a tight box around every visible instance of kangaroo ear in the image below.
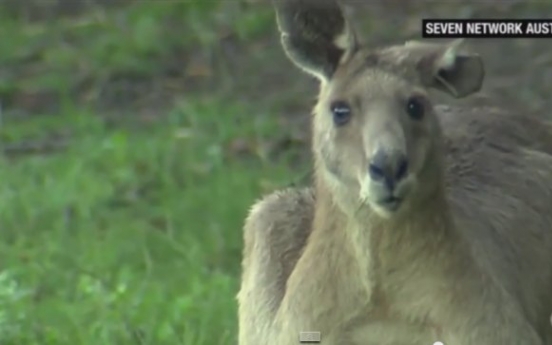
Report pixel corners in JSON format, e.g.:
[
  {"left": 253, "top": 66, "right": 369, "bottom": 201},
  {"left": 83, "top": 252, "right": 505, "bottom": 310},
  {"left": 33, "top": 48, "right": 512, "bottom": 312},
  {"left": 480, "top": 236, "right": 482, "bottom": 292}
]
[
  {"left": 416, "top": 39, "right": 485, "bottom": 98},
  {"left": 273, "top": 0, "right": 359, "bottom": 82}
]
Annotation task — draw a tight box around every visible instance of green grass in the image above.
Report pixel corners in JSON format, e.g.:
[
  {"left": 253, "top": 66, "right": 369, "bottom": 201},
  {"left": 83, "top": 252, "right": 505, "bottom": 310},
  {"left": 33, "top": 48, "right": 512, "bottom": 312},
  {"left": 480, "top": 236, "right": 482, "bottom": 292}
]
[
  {"left": 0, "top": 96, "right": 300, "bottom": 344},
  {"left": 0, "top": 1, "right": 275, "bottom": 103},
  {"left": 0, "top": 2, "right": 302, "bottom": 344}
]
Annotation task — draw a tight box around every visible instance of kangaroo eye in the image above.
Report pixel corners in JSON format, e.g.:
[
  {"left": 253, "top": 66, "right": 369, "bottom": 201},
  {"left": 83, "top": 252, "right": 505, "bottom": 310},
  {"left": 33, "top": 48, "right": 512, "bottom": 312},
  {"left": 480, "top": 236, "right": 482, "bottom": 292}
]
[
  {"left": 406, "top": 96, "right": 425, "bottom": 120},
  {"left": 330, "top": 101, "right": 352, "bottom": 126}
]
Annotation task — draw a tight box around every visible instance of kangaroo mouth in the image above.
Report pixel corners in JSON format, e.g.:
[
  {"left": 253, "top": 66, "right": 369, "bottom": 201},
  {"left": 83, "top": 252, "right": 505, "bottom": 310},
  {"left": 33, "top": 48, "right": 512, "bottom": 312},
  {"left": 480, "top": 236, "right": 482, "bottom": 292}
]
[{"left": 376, "top": 196, "right": 403, "bottom": 211}]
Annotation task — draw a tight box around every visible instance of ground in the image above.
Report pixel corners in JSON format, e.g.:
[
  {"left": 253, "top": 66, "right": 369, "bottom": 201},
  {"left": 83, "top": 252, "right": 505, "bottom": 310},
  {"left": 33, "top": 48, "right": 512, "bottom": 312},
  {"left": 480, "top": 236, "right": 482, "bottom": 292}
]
[{"left": 1, "top": 1, "right": 552, "bottom": 344}]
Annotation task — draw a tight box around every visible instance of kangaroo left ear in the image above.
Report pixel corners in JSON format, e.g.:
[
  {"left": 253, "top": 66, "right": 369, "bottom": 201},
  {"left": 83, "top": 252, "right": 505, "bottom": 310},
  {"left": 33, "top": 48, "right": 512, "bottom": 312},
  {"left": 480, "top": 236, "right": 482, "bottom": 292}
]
[
  {"left": 272, "top": 0, "right": 359, "bottom": 82},
  {"left": 420, "top": 39, "right": 485, "bottom": 98}
]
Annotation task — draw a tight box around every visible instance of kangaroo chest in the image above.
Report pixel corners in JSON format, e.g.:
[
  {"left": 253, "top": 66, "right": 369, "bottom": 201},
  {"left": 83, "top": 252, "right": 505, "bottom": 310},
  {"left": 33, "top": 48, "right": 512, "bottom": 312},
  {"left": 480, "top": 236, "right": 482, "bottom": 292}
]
[{"left": 343, "top": 235, "right": 452, "bottom": 344}]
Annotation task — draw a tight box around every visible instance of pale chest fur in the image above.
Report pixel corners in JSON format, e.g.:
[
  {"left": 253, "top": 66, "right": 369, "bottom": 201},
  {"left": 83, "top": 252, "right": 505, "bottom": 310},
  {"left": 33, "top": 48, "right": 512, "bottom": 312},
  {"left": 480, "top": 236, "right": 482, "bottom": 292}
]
[
  {"left": 343, "top": 266, "right": 450, "bottom": 344},
  {"left": 338, "top": 222, "right": 457, "bottom": 345},
  {"left": 355, "top": 277, "right": 456, "bottom": 343}
]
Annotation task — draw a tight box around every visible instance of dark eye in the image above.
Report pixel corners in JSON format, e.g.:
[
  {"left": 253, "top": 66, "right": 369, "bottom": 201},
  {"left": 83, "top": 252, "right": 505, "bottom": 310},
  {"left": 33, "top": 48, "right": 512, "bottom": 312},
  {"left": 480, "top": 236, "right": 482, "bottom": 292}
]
[
  {"left": 406, "top": 96, "right": 424, "bottom": 120},
  {"left": 330, "top": 101, "right": 352, "bottom": 126}
]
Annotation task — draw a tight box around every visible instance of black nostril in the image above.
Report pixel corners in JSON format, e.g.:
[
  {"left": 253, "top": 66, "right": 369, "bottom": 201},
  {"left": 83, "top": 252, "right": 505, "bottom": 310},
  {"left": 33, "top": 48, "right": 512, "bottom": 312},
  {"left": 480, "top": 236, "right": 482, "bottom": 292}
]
[
  {"left": 395, "top": 158, "right": 409, "bottom": 181},
  {"left": 368, "top": 163, "right": 385, "bottom": 181}
]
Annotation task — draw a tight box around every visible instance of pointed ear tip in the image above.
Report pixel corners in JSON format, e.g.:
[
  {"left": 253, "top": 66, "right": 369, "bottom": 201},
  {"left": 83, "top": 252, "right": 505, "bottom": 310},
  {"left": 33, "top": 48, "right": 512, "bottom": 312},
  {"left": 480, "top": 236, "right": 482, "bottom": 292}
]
[
  {"left": 445, "top": 38, "right": 466, "bottom": 52},
  {"left": 452, "top": 38, "right": 467, "bottom": 45}
]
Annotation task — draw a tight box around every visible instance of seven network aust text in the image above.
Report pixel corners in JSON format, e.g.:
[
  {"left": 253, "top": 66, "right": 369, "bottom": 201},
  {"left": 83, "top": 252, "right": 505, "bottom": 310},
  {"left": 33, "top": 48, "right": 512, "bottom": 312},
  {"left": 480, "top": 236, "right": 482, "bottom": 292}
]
[{"left": 423, "top": 20, "right": 552, "bottom": 38}]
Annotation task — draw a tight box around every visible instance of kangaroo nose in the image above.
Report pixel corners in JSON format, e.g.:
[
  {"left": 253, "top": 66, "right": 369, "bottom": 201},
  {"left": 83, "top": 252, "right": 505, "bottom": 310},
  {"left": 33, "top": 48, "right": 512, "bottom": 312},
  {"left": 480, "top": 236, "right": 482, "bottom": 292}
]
[{"left": 368, "top": 150, "right": 409, "bottom": 189}]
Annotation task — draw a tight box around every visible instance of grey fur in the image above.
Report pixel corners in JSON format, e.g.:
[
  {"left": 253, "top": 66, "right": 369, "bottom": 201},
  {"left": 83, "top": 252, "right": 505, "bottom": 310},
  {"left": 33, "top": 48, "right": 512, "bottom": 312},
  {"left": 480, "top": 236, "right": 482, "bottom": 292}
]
[{"left": 238, "top": 1, "right": 552, "bottom": 344}]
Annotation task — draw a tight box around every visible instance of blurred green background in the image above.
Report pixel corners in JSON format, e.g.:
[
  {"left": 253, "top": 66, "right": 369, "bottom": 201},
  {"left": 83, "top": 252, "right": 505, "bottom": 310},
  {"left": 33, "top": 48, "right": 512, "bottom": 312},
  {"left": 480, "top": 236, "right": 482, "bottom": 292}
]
[{"left": 2, "top": 0, "right": 552, "bottom": 344}]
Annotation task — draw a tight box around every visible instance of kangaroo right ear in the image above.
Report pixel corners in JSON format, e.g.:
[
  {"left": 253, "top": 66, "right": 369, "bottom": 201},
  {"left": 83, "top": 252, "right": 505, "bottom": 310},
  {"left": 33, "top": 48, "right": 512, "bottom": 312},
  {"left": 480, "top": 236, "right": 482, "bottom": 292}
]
[{"left": 273, "top": 0, "right": 359, "bottom": 82}]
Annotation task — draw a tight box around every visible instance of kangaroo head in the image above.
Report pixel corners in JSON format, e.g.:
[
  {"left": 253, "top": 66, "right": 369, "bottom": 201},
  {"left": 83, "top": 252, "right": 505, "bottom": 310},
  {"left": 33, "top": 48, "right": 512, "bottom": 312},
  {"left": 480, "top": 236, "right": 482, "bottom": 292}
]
[{"left": 274, "top": 0, "right": 485, "bottom": 218}]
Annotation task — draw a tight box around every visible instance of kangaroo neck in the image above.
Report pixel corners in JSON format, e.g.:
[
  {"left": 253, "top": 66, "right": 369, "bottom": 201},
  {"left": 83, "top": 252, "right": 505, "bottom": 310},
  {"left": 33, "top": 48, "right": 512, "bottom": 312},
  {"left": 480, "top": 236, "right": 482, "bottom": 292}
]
[{"left": 312, "top": 173, "right": 458, "bottom": 286}]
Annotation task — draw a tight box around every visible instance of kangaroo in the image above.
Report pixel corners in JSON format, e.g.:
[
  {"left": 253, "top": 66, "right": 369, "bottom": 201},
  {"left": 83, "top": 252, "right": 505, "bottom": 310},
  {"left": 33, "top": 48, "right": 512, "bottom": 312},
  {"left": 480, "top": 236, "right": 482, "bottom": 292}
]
[{"left": 237, "top": 0, "right": 552, "bottom": 344}]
